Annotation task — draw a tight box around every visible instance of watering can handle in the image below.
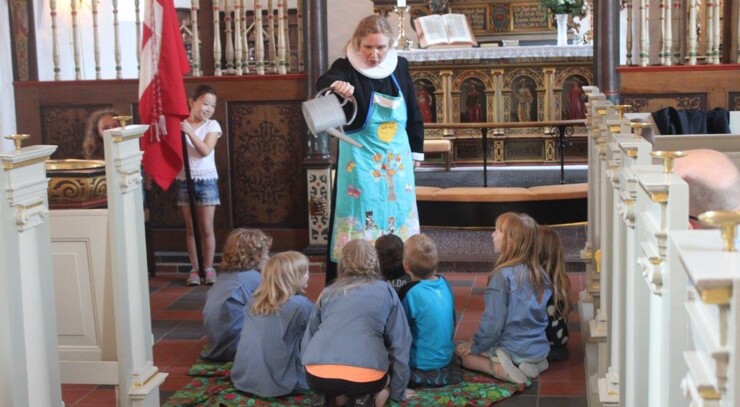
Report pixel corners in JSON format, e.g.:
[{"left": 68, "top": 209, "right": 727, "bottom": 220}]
[{"left": 316, "top": 87, "right": 358, "bottom": 126}]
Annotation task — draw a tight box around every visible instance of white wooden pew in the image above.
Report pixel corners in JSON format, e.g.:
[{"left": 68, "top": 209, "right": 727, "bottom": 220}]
[
  {"left": 672, "top": 226, "right": 739, "bottom": 407},
  {"left": 0, "top": 144, "right": 64, "bottom": 406}
]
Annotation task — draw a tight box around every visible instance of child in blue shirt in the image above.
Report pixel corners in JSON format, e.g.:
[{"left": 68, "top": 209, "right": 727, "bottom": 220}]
[
  {"left": 398, "top": 234, "right": 461, "bottom": 387},
  {"left": 201, "top": 228, "right": 271, "bottom": 361},
  {"left": 456, "top": 212, "right": 552, "bottom": 383}
]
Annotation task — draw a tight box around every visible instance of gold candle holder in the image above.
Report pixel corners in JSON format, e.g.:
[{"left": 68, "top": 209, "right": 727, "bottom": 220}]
[
  {"left": 393, "top": 6, "right": 415, "bottom": 50},
  {"left": 650, "top": 150, "right": 686, "bottom": 173},
  {"left": 5, "top": 134, "right": 30, "bottom": 151},
  {"left": 698, "top": 210, "right": 740, "bottom": 252},
  {"left": 112, "top": 115, "right": 133, "bottom": 129},
  {"left": 630, "top": 122, "right": 651, "bottom": 139},
  {"left": 613, "top": 104, "right": 632, "bottom": 119}
]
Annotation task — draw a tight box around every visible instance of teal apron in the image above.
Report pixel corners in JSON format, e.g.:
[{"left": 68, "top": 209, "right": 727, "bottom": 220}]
[{"left": 330, "top": 74, "right": 420, "bottom": 262}]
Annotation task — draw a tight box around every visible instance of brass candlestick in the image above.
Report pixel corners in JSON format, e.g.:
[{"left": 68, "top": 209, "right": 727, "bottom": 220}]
[
  {"left": 394, "top": 6, "right": 415, "bottom": 50},
  {"left": 613, "top": 104, "right": 632, "bottom": 119},
  {"left": 698, "top": 210, "right": 740, "bottom": 252},
  {"left": 113, "top": 115, "right": 133, "bottom": 129},
  {"left": 630, "top": 122, "right": 651, "bottom": 139},
  {"left": 5, "top": 134, "right": 30, "bottom": 151},
  {"left": 651, "top": 150, "right": 686, "bottom": 173}
]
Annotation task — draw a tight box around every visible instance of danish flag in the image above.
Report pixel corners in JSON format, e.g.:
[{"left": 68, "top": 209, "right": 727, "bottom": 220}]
[{"left": 138, "top": 0, "right": 190, "bottom": 190}]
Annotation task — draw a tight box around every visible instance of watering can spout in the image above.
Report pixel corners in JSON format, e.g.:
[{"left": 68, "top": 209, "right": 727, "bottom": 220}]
[{"left": 326, "top": 128, "right": 363, "bottom": 148}]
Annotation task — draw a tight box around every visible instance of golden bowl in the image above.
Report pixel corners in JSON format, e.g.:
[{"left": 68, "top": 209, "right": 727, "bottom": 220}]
[{"left": 46, "top": 159, "right": 107, "bottom": 209}]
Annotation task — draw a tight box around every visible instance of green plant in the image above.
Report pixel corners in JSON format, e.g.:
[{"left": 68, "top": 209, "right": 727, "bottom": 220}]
[{"left": 540, "top": 0, "right": 585, "bottom": 15}]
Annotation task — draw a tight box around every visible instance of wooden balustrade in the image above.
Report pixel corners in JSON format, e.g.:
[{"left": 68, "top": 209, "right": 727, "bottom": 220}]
[{"left": 41, "top": 0, "right": 303, "bottom": 80}]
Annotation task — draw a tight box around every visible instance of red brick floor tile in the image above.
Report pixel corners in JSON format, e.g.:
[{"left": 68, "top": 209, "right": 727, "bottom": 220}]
[
  {"left": 62, "top": 388, "right": 93, "bottom": 405},
  {"left": 538, "top": 380, "right": 586, "bottom": 396},
  {"left": 75, "top": 389, "right": 116, "bottom": 405}
]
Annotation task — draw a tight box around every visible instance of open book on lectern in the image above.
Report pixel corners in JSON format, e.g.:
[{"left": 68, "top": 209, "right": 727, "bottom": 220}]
[{"left": 414, "top": 13, "right": 477, "bottom": 49}]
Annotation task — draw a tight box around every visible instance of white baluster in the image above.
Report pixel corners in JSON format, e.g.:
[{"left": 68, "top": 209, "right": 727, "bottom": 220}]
[
  {"left": 234, "top": 0, "right": 243, "bottom": 74},
  {"left": 213, "top": 0, "right": 222, "bottom": 76},
  {"left": 711, "top": 0, "right": 720, "bottom": 64},
  {"left": 296, "top": 0, "right": 304, "bottom": 72},
  {"left": 224, "top": 0, "right": 235, "bottom": 74},
  {"left": 626, "top": 0, "right": 634, "bottom": 66},
  {"left": 240, "top": 0, "right": 250, "bottom": 74},
  {"left": 255, "top": 0, "right": 265, "bottom": 75},
  {"left": 71, "top": 0, "right": 81, "bottom": 79},
  {"left": 136, "top": 0, "right": 141, "bottom": 72},
  {"left": 688, "top": 0, "right": 698, "bottom": 65},
  {"left": 191, "top": 0, "right": 202, "bottom": 76},
  {"left": 112, "top": 0, "right": 122, "bottom": 79},
  {"left": 660, "top": 0, "right": 668, "bottom": 65},
  {"left": 267, "top": 0, "right": 276, "bottom": 73},
  {"left": 671, "top": 0, "right": 680, "bottom": 64},
  {"left": 92, "top": 0, "right": 101, "bottom": 79},
  {"left": 640, "top": 0, "right": 650, "bottom": 66},
  {"left": 283, "top": 0, "right": 291, "bottom": 73},
  {"left": 50, "top": 0, "right": 60, "bottom": 80},
  {"left": 277, "top": 0, "right": 286, "bottom": 74}
]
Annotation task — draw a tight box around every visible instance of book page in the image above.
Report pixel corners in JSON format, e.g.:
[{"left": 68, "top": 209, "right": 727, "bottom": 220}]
[
  {"left": 442, "top": 14, "right": 476, "bottom": 45},
  {"left": 415, "top": 15, "right": 449, "bottom": 47}
]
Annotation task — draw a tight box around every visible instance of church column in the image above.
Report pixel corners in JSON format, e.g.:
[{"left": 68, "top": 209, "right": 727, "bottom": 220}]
[
  {"left": 0, "top": 139, "right": 62, "bottom": 407},
  {"left": 594, "top": 0, "right": 619, "bottom": 103},
  {"left": 303, "top": 0, "right": 332, "bottom": 255}
]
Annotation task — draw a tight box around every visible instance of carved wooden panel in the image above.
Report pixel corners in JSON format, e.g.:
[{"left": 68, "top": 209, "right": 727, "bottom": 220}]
[
  {"left": 229, "top": 101, "right": 307, "bottom": 228},
  {"left": 620, "top": 93, "right": 707, "bottom": 113},
  {"left": 40, "top": 105, "right": 113, "bottom": 159}
]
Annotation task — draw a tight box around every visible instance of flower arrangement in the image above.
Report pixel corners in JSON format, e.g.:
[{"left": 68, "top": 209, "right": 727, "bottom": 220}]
[{"left": 540, "top": 0, "right": 584, "bottom": 16}]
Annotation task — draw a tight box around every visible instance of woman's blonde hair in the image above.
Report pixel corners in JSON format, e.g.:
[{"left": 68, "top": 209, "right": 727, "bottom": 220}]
[
  {"left": 318, "top": 239, "right": 380, "bottom": 305},
  {"left": 350, "top": 15, "right": 394, "bottom": 51},
  {"left": 83, "top": 108, "right": 118, "bottom": 159},
  {"left": 220, "top": 228, "right": 272, "bottom": 272},
  {"left": 250, "top": 251, "right": 309, "bottom": 316},
  {"left": 491, "top": 212, "right": 549, "bottom": 302},
  {"left": 537, "top": 225, "right": 572, "bottom": 318}
]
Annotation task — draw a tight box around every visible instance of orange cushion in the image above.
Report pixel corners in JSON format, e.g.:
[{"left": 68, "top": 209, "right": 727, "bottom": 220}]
[
  {"left": 423, "top": 139, "right": 452, "bottom": 153},
  {"left": 432, "top": 187, "right": 535, "bottom": 202},
  {"left": 415, "top": 186, "right": 442, "bottom": 201},
  {"left": 529, "top": 183, "right": 588, "bottom": 200}
]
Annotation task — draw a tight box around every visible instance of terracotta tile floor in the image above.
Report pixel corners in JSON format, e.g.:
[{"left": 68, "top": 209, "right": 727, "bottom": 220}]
[{"left": 61, "top": 271, "right": 587, "bottom": 406}]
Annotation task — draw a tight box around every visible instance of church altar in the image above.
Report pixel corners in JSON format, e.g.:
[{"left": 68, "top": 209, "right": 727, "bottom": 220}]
[{"left": 398, "top": 45, "right": 594, "bottom": 167}]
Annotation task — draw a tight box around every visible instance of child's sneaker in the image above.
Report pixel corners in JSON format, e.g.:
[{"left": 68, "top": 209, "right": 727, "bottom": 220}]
[
  {"left": 205, "top": 268, "right": 217, "bottom": 285},
  {"left": 519, "top": 359, "right": 549, "bottom": 379},
  {"left": 186, "top": 269, "right": 201, "bottom": 286},
  {"left": 494, "top": 348, "right": 527, "bottom": 384}
]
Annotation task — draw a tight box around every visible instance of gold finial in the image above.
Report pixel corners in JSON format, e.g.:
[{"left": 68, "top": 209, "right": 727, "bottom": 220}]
[
  {"left": 698, "top": 210, "right": 740, "bottom": 252},
  {"left": 630, "top": 122, "right": 651, "bottom": 139},
  {"left": 651, "top": 150, "right": 687, "bottom": 173},
  {"left": 613, "top": 104, "right": 632, "bottom": 119},
  {"left": 5, "top": 134, "right": 31, "bottom": 151},
  {"left": 112, "top": 115, "right": 133, "bottom": 129}
]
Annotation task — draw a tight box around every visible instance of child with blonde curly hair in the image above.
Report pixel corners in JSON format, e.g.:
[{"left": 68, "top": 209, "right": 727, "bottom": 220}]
[{"left": 201, "top": 228, "right": 272, "bottom": 362}]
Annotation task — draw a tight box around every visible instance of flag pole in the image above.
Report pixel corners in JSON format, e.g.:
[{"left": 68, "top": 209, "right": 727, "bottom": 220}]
[{"left": 181, "top": 132, "right": 205, "bottom": 281}]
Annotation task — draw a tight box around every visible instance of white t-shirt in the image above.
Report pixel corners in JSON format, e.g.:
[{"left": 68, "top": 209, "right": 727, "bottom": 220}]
[{"left": 177, "top": 119, "right": 222, "bottom": 181}]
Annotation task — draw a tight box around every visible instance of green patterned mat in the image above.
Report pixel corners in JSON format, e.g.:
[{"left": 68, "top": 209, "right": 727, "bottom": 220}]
[{"left": 163, "top": 361, "right": 529, "bottom": 406}]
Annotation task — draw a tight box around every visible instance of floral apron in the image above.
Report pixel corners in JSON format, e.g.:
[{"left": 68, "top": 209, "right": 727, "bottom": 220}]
[{"left": 330, "top": 74, "right": 420, "bottom": 261}]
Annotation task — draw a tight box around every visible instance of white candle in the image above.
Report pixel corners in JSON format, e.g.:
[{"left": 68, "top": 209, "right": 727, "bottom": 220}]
[{"left": 397, "top": 0, "right": 406, "bottom": 8}]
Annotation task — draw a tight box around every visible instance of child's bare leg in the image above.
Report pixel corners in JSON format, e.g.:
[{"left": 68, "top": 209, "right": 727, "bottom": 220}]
[
  {"left": 334, "top": 395, "right": 349, "bottom": 407},
  {"left": 374, "top": 387, "right": 390, "bottom": 407},
  {"left": 461, "top": 354, "right": 494, "bottom": 375}
]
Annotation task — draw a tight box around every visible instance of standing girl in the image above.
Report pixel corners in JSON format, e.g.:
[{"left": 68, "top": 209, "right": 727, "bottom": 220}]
[
  {"left": 231, "top": 251, "right": 313, "bottom": 397},
  {"left": 302, "top": 239, "right": 414, "bottom": 406},
  {"left": 537, "top": 225, "right": 572, "bottom": 361},
  {"left": 456, "top": 212, "right": 552, "bottom": 383},
  {"left": 177, "top": 84, "right": 222, "bottom": 285},
  {"left": 201, "top": 228, "right": 271, "bottom": 362}
]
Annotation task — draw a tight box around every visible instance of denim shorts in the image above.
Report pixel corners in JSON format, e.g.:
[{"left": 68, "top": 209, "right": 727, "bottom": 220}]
[{"left": 175, "top": 178, "right": 220, "bottom": 206}]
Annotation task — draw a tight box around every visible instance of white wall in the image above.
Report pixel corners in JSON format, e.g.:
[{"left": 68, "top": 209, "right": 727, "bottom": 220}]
[{"left": 1, "top": 0, "right": 16, "bottom": 152}]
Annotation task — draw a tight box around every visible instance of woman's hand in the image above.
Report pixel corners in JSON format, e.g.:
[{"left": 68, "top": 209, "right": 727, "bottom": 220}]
[
  {"left": 413, "top": 160, "right": 421, "bottom": 169},
  {"left": 330, "top": 80, "right": 355, "bottom": 99},
  {"left": 456, "top": 341, "right": 472, "bottom": 356}
]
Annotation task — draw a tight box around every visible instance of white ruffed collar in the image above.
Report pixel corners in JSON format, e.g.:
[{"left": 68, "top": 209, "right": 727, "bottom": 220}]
[{"left": 346, "top": 42, "right": 398, "bottom": 79}]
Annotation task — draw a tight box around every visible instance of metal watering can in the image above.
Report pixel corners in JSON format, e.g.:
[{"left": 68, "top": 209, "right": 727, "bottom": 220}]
[{"left": 302, "top": 88, "right": 363, "bottom": 148}]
